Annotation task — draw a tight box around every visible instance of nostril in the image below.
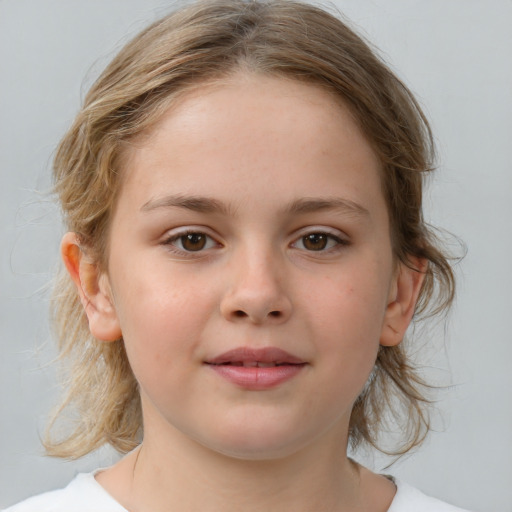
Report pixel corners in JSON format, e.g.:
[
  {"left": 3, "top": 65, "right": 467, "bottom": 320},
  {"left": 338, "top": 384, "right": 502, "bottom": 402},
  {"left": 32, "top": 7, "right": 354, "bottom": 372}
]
[{"left": 232, "top": 309, "right": 281, "bottom": 319}]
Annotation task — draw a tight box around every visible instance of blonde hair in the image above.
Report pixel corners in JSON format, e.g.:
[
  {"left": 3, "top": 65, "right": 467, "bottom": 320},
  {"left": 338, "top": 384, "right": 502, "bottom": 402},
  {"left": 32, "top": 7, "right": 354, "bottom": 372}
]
[{"left": 46, "top": 0, "right": 455, "bottom": 458}]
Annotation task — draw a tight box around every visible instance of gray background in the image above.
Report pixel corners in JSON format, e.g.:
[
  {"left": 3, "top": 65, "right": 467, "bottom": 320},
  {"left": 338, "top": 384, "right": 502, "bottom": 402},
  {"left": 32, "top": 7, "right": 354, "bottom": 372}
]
[{"left": 1, "top": 1, "right": 511, "bottom": 510}]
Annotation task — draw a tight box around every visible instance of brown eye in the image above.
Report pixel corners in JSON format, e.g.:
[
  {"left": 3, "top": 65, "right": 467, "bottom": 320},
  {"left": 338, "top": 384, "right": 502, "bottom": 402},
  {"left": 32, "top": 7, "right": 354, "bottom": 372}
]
[
  {"left": 292, "top": 231, "right": 347, "bottom": 253},
  {"left": 302, "top": 233, "right": 329, "bottom": 251},
  {"left": 180, "top": 233, "right": 207, "bottom": 251},
  {"left": 164, "top": 230, "right": 218, "bottom": 254}
]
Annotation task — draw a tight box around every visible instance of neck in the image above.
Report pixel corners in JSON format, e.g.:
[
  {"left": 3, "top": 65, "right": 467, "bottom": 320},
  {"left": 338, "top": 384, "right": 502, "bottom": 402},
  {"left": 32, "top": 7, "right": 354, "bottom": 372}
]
[
  {"left": 100, "top": 432, "right": 371, "bottom": 511},
  {"left": 139, "top": 443, "right": 360, "bottom": 511},
  {"left": 97, "top": 409, "right": 395, "bottom": 512}
]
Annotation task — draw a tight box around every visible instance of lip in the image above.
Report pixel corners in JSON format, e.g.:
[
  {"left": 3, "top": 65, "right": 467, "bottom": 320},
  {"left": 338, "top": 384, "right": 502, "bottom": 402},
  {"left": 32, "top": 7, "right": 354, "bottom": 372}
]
[
  {"left": 206, "top": 347, "right": 305, "bottom": 365},
  {"left": 205, "top": 347, "right": 307, "bottom": 390}
]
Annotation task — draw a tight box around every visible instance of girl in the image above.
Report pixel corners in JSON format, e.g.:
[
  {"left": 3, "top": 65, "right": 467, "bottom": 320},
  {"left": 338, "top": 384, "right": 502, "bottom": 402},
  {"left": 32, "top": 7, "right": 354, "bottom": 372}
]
[{"left": 5, "top": 0, "right": 471, "bottom": 510}]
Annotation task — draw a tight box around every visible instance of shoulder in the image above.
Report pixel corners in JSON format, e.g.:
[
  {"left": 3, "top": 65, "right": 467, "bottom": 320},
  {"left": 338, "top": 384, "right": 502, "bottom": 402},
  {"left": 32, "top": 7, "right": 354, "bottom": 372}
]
[
  {"left": 2, "top": 473, "right": 127, "bottom": 512},
  {"left": 389, "top": 479, "right": 471, "bottom": 512}
]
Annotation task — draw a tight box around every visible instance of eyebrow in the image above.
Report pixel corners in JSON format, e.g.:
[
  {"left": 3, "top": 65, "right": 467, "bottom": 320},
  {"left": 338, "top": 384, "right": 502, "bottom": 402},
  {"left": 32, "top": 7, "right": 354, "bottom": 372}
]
[
  {"left": 141, "top": 194, "right": 232, "bottom": 215},
  {"left": 286, "top": 197, "right": 370, "bottom": 217},
  {"left": 141, "top": 194, "right": 369, "bottom": 218}
]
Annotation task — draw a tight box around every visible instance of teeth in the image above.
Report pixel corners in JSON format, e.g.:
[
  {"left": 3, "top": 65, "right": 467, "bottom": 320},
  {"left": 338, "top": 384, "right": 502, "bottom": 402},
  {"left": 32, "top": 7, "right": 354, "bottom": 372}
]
[
  {"left": 238, "top": 361, "right": 278, "bottom": 368},
  {"left": 218, "top": 361, "right": 286, "bottom": 367},
  {"left": 217, "top": 361, "right": 294, "bottom": 367}
]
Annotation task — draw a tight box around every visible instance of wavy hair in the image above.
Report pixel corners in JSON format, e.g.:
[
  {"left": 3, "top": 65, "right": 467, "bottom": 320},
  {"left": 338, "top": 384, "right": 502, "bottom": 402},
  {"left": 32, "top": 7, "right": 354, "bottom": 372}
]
[{"left": 46, "top": 0, "right": 456, "bottom": 458}]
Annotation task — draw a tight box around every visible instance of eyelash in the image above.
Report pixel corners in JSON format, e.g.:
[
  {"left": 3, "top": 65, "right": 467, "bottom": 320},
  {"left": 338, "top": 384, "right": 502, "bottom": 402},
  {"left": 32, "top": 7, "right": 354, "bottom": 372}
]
[
  {"left": 291, "top": 231, "right": 349, "bottom": 253},
  {"left": 162, "top": 230, "right": 219, "bottom": 254},
  {"left": 161, "top": 229, "right": 349, "bottom": 255}
]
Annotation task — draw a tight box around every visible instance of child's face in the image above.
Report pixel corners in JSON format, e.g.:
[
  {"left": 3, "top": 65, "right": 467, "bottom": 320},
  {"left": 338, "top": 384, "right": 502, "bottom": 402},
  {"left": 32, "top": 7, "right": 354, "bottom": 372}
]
[{"left": 90, "top": 74, "right": 417, "bottom": 459}]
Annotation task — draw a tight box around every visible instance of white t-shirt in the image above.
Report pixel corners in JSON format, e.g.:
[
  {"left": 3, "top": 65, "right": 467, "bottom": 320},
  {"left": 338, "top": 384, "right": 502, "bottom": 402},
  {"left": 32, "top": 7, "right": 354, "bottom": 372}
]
[{"left": 3, "top": 472, "right": 471, "bottom": 511}]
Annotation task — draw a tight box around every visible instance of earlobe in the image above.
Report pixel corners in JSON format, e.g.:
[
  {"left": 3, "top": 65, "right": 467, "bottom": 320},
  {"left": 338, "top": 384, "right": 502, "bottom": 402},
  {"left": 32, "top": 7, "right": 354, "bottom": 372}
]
[
  {"left": 380, "top": 258, "right": 427, "bottom": 347},
  {"left": 61, "top": 232, "right": 122, "bottom": 342}
]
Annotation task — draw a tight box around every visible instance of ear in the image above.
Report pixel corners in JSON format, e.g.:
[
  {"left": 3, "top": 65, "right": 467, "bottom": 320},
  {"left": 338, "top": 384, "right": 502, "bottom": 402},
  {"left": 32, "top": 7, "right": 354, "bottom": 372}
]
[
  {"left": 380, "top": 258, "right": 427, "bottom": 347},
  {"left": 61, "top": 232, "right": 122, "bottom": 342}
]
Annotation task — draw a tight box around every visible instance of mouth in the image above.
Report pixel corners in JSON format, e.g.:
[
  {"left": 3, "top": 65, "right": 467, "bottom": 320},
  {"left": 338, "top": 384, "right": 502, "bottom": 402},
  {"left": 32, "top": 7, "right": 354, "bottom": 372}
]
[
  {"left": 212, "top": 361, "right": 300, "bottom": 368},
  {"left": 205, "top": 346, "right": 306, "bottom": 366},
  {"left": 205, "top": 347, "right": 307, "bottom": 390}
]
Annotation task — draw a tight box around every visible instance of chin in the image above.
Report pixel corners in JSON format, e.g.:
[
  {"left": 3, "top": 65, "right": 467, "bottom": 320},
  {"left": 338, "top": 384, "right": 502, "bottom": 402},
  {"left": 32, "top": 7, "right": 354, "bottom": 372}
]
[
  {"left": 209, "top": 440, "right": 304, "bottom": 462},
  {"left": 193, "top": 421, "right": 316, "bottom": 462}
]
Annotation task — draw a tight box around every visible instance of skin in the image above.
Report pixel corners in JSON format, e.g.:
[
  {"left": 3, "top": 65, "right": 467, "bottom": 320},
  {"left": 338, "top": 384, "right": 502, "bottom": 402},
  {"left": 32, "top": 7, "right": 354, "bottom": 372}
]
[{"left": 63, "top": 73, "right": 425, "bottom": 511}]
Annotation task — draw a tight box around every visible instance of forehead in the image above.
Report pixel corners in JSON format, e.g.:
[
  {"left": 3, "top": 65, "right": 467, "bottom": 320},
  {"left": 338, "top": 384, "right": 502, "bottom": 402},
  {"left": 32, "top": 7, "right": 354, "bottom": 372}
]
[{"left": 116, "top": 73, "right": 384, "bottom": 219}]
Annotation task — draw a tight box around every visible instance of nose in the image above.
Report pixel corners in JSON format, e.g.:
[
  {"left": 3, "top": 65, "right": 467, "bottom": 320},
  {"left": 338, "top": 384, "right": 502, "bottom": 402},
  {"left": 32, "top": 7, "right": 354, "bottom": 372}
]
[{"left": 220, "top": 249, "right": 292, "bottom": 325}]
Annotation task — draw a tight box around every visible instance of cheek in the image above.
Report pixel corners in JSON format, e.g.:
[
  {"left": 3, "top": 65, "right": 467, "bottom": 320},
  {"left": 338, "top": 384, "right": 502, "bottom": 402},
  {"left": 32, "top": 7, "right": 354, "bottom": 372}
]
[
  {"left": 110, "top": 264, "right": 216, "bottom": 379},
  {"left": 306, "top": 267, "right": 389, "bottom": 338},
  {"left": 302, "top": 263, "right": 390, "bottom": 380}
]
